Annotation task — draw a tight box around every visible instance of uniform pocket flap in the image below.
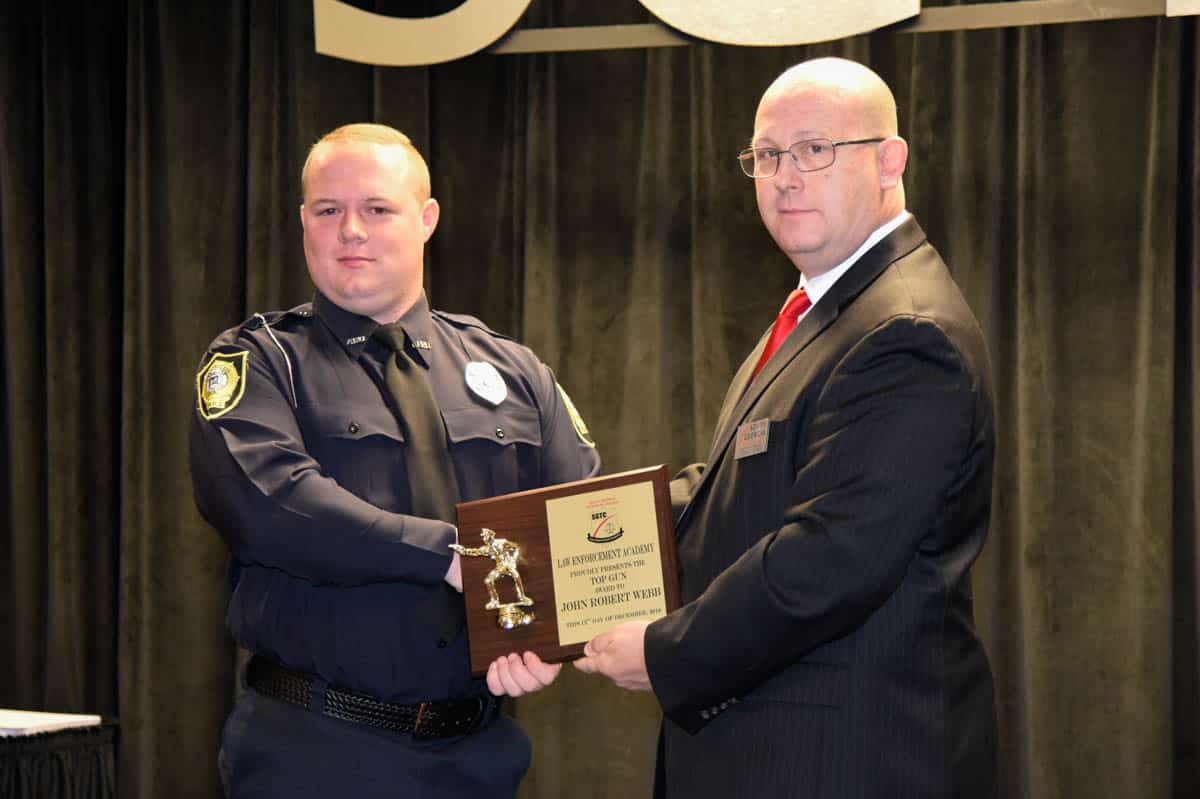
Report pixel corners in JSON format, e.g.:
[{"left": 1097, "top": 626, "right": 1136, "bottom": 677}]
[
  {"left": 442, "top": 405, "right": 541, "bottom": 447},
  {"left": 311, "top": 403, "right": 405, "bottom": 443}
]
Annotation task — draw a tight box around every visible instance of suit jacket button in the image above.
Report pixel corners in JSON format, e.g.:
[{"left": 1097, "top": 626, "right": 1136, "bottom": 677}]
[
  {"left": 348, "top": 421, "right": 360, "bottom": 434},
  {"left": 699, "top": 709, "right": 711, "bottom": 720}
]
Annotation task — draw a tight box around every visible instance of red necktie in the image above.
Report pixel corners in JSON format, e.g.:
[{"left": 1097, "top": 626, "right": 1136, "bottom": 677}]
[{"left": 751, "top": 286, "right": 812, "bottom": 379}]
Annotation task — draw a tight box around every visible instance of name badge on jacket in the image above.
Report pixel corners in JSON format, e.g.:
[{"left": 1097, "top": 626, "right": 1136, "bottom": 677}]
[{"left": 734, "top": 419, "right": 770, "bottom": 459}]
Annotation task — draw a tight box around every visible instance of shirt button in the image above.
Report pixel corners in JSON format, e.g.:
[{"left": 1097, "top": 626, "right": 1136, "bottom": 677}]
[
  {"left": 437, "top": 638, "right": 448, "bottom": 649},
  {"left": 348, "top": 422, "right": 360, "bottom": 434},
  {"left": 495, "top": 427, "right": 505, "bottom": 439}
]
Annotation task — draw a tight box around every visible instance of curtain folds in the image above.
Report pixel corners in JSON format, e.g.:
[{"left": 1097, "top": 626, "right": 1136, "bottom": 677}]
[{"left": 2, "top": 2, "right": 1197, "bottom": 797}]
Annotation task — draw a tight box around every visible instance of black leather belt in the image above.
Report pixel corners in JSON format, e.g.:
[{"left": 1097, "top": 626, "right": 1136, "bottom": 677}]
[{"left": 246, "top": 656, "right": 493, "bottom": 739}]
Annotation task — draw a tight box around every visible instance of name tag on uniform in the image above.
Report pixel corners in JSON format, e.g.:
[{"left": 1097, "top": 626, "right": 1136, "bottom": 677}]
[{"left": 734, "top": 419, "right": 770, "bottom": 459}]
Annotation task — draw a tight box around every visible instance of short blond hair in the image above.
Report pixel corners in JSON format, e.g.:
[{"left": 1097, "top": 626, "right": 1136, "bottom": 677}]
[{"left": 301, "top": 123, "right": 432, "bottom": 199}]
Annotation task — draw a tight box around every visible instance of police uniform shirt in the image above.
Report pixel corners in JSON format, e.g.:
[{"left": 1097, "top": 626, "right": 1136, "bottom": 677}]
[{"left": 189, "top": 291, "right": 600, "bottom": 704}]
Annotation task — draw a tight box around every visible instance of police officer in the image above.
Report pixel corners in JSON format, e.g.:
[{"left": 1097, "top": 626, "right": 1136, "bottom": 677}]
[{"left": 189, "top": 123, "right": 601, "bottom": 798}]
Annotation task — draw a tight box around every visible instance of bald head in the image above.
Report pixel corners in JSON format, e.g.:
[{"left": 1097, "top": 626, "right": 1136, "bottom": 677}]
[
  {"left": 302, "top": 123, "right": 432, "bottom": 202},
  {"left": 758, "top": 57, "right": 898, "bottom": 141}
]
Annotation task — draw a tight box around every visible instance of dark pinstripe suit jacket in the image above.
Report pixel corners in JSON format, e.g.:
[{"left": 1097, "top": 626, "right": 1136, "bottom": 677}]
[{"left": 644, "top": 217, "right": 998, "bottom": 798}]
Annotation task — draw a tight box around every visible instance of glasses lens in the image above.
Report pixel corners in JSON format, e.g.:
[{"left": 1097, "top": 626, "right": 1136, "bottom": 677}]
[
  {"left": 756, "top": 149, "right": 780, "bottom": 177},
  {"left": 791, "top": 139, "right": 836, "bottom": 172},
  {"left": 738, "top": 149, "right": 780, "bottom": 178}
]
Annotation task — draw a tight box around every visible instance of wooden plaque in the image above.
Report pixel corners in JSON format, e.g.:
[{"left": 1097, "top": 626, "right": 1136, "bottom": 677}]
[{"left": 454, "top": 465, "right": 679, "bottom": 677}]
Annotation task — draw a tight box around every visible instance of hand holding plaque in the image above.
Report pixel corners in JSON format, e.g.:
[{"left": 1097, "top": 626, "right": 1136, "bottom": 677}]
[{"left": 452, "top": 465, "right": 679, "bottom": 676}]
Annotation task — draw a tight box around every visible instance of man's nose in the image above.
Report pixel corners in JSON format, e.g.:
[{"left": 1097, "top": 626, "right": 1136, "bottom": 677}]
[
  {"left": 339, "top": 212, "right": 366, "bottom": 243},
  {"left": 774, "top": 153, "right": 806, "bottom": 189}
]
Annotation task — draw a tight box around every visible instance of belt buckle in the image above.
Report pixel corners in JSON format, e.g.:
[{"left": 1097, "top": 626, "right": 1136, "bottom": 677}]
[
  {"left": 411, "top": 702, "right": 431, "bottom": 739},
  {"left": 466, "top": 695, "right": 488, "bottom": 734},
  {"left": 411, "top": 696, "right": 488, "bottom": 740}
]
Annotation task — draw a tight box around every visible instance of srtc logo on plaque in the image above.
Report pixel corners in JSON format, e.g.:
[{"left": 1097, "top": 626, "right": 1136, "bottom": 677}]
[{"left": 588, "top": 511, "right": 624, "bottom": 544}]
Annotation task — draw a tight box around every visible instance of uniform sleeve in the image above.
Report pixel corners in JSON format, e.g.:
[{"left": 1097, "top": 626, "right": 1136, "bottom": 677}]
[
  {"left": 530, "top": 362, "right": 602, "bottom": 485},
  {"left": 189, "top": 336, "right": 455, "bottom": 588},
  {"left": 646, "top": 317, "right": 984, "bottom": 730}
]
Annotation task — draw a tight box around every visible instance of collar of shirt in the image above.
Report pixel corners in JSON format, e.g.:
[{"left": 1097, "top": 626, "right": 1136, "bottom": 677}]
[
  {"left": 800, "top": 210, "right": 911, "bottom": 311},
  {"left": 394, "top": 294, "right": 436, "bottom": 364},
  {"left": 312, "top": 291, "right": 437, "bottom": 363}
]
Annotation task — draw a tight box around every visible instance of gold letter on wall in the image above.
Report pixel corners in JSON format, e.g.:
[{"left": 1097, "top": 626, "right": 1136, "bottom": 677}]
[
  {"left": 637, "top": 0, "right": 919, "bottom": 46},
  {"left": 313, "top": 0, "right": 533, "bottom": 66}
]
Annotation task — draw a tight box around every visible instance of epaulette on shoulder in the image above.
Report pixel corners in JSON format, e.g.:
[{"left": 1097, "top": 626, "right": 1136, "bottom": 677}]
[
  {"left": 230, "top": 303, "right": 307, "bottom": 410},
  {"left": 241, "top": 302, "right": 313, "bottom": 332},
  {"left": 201, "top": 305, "right": 306, "bottom": 413},
  {"left": 432, "top": 309, "right": 516, "bottom": 342}
]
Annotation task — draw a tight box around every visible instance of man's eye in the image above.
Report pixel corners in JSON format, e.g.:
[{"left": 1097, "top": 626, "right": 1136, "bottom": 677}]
[
  {"left": 368, "top": 206, "right": 393, "bottom": 215},
  {"left": 315, "top": 207, "right": 338, "bottom": 216},
  {"left": 803, "top": 142, "right": 827, "bottom": 156},
  {"left": 756, "top": 149, "right": 781, "bottom": 161}
]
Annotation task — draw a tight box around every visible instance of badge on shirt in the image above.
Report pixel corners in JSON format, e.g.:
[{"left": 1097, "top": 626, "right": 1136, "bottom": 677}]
[
  {"left": 465, "top": 361, "right": 507, "bottom": 406},
  {"left": 556, "top": 383, "right": 596, "bottom": 448},
  {"left": 197, "top": 350, "right": 248, "bottom": 420},
  {"left": 734, "top": 419, "right": 770, "bottom": 459}
]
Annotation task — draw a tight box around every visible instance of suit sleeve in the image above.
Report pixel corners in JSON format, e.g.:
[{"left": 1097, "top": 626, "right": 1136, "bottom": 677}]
[
  {"left": 189, "top": 336, "right": 456, "bottom": 588},
  {"left": 670, "top": 464, "right": 706, "bottom": 521},
  {"left": 645, "top": 316, "right": 982, "bottom": 731}
]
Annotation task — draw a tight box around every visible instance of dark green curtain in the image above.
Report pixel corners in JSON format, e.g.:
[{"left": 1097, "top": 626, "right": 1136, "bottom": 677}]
[{"left": 2, "top": 2, "right": 1197, "bottom": 798}]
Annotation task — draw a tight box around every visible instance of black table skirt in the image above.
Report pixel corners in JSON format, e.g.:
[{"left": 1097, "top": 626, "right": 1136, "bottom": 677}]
[{"left": 0, "top": 720, "right": 117, "bottom": 799}]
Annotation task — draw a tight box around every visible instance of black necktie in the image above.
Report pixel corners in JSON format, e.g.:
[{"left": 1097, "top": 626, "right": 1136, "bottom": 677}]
[
  {"left": 371, "top": 324, "right": 462, "bottom": 521},
  {"left": 371, "top": 323, "right": 466, "bottom": 644}
]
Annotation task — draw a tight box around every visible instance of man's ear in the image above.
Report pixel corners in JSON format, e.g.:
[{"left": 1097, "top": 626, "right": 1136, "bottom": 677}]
[
  {"left": 421, "top": 198, "right": 440, "bottom": 242},
  {"left": 878, "top": 136, "right": 908, "bottom": 189},
  {"left": 298, "top": 203, "right": 306, "bottom": 230}
]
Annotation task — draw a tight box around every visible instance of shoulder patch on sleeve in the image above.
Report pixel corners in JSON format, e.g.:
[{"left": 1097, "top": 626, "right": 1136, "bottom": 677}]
[
  {"left": 556, "top": 383, "right": 596, "bottom": 448},
  {"left": 197, "top": 350, "right": 248, "bottom": 420}
]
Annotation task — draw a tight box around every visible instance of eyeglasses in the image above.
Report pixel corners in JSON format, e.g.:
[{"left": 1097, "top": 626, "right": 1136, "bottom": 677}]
[{"left": 737, "top": 137, "right": 886, "bottom": 178}]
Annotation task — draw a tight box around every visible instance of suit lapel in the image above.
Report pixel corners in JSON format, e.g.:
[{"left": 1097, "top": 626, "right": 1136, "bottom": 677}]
[
  {"left": 676, "top": 218, "right": 929, "bottom": 533},
  {"left": 706, "top": 329, "right": 769, "bottom": 463}
]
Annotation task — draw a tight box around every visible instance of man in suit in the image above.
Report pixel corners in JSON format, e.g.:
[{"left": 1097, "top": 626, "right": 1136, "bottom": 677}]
[{"left": 575, "top": 57, "right": 998, "bottom": 797}]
